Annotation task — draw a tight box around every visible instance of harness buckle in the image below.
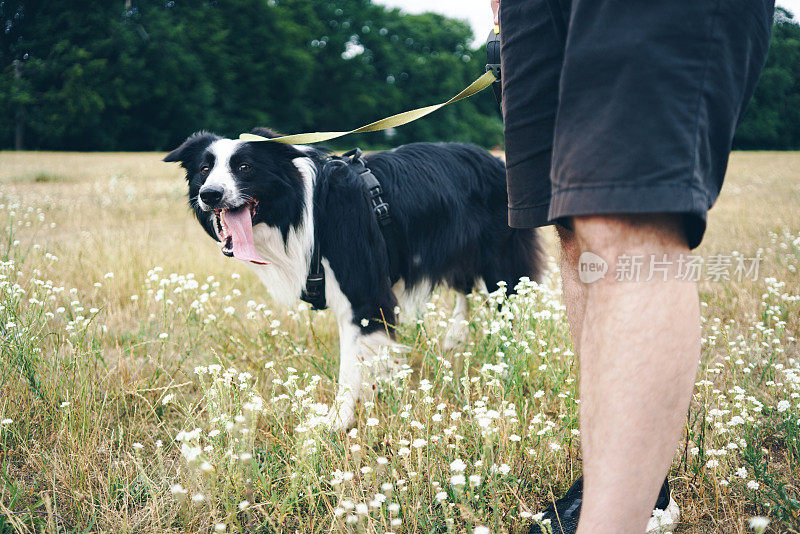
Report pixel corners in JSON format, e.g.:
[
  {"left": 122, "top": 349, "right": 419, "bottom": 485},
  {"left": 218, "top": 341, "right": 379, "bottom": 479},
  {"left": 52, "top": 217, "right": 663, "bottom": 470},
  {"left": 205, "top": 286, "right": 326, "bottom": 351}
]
[
  {"left": 374, "top": 202, "right": 390, "bottom": 221},
  {"left": 343, "top": 147, "right": 364, "bottom": 163},
  {"left": 301, "top": 273, "right": 326, "bottom": 310}
]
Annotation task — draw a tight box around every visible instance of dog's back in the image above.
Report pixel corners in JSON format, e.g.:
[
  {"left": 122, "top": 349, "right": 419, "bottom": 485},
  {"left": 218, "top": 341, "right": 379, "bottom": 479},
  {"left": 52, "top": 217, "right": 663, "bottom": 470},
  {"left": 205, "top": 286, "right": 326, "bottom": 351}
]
[{"left": 360, "top": 142, "right": 543, "bottom": 294}]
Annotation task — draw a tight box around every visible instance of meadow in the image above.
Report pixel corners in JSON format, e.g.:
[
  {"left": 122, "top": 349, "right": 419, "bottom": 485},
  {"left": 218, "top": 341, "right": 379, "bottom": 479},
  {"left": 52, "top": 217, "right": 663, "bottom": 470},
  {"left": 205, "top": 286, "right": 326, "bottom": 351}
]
[{"left": 0, "top": 150, "right": 798, "bottom": 533}]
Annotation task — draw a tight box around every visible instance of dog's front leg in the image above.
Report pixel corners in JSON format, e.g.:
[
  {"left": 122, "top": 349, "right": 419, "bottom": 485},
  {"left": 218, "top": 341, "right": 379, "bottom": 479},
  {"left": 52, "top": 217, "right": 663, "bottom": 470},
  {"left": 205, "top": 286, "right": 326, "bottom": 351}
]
[
  {"left": 442, "top": 291, "right": 470, "bottom": 351},
  {"left": 326, "top": 322, "right": 398, "bottom": 431},
  {"left": 326, "top": 321, "right": 362, "bottom": 431}
]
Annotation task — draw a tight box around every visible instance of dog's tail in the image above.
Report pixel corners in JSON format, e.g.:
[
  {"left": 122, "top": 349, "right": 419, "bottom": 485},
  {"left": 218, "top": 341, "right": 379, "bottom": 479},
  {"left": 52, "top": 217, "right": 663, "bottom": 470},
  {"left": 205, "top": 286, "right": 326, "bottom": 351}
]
[{"left": 482, "top": 227, "right": 544, "bottom": 294}]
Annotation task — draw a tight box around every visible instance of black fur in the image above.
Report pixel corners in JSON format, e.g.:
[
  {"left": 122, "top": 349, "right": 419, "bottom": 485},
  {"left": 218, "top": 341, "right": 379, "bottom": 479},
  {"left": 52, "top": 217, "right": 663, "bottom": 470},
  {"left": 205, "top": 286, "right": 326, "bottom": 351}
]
[
  {"left": 359, "top": 143, "right": 541, "bottom": 295},
  {"left": 166, "top": 131, "right": 543, "bottom": 335},
  {"left": 164, "top": 131, "right": 220, "bottom": 239},
  {"left": 318, "top": 158, "right": 398, "bottom": 333}
]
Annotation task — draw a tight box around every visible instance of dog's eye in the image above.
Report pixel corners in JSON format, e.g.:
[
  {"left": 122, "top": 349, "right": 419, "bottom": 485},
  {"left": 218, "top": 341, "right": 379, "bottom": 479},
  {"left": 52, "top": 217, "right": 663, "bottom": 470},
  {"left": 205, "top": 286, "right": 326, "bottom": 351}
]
[
  {"left": 199, "top": 165, "right": 210, "bottom": 175},
  {"left": 237, "top": 163, "right": 252, "bottom": 173}
]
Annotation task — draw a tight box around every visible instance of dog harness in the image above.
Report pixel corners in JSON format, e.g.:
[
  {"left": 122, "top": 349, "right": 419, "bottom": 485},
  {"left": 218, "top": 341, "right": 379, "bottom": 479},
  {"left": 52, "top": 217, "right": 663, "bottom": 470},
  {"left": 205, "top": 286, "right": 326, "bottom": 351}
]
[{"left": 300, "top": 149, "right": 400, "bottom": 311}]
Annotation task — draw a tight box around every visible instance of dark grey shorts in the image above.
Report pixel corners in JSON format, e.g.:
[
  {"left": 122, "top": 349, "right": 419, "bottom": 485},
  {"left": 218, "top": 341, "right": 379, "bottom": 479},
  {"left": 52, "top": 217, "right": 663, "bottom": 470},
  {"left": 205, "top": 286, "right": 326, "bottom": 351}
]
[{"left": 500, "top": 0, "right": 774, "bottom": 248}]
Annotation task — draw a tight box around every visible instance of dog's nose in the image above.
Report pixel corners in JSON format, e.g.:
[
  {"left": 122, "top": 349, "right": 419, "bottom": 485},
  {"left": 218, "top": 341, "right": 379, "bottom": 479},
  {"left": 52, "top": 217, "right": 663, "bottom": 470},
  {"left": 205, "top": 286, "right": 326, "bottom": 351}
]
[{"left": 199, "top": 186, "right": 224, "bottom": 208}]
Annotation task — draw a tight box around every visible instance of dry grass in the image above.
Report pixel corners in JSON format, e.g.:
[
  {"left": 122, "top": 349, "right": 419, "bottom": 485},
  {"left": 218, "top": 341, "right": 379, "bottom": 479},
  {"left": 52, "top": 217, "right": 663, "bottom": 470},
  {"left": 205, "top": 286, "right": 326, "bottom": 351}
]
[{"left": 0, "top": 150, "right": 798, "bottom": 533}]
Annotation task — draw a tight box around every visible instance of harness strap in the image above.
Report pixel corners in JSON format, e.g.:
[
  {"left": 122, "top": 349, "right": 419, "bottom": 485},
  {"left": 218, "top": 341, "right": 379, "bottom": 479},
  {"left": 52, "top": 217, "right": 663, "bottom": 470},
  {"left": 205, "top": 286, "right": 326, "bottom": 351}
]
[
  {"left": 300, "top": 242, "right": 326, "bottom": 310},
  {"left": 343, "top": 148, "right": 401, "bottom": 285},
  {"left": 301, "top": 161, "right": 330, "bottom": 311},
  {"left": 299, "top": 149, "right": 401, "bottom": 311}
]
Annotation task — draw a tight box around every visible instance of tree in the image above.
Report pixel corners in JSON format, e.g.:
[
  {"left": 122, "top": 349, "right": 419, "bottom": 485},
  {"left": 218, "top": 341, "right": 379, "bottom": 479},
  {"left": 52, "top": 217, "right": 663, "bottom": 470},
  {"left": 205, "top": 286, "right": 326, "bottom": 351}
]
[
  {"left": 734, "top": 7, "right": 800, "bottom": 149},
  {"left": 2, "top": 2, "right": 795, "bottom": 151}
]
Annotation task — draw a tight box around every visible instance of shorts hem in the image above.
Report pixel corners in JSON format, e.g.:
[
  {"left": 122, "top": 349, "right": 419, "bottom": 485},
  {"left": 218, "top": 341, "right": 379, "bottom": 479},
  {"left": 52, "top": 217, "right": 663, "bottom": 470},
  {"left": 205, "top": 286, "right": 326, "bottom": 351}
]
[
  {"left": 508, "top": 203, "right": 551, "bottom": 229},
  {"left": 548, "top": 181, "right": 709, "bottom": 249}
]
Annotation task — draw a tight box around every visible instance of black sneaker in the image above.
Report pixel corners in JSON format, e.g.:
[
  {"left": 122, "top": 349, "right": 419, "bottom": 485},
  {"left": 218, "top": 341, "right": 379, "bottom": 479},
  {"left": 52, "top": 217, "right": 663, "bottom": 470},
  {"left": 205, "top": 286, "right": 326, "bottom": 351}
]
[{"left": 528, "top": 476, "right": 679, "bottom": 534}]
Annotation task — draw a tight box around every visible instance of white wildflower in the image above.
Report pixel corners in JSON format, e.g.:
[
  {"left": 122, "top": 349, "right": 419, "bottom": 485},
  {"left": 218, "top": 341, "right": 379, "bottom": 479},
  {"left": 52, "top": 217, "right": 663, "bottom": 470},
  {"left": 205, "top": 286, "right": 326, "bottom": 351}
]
[
  {"left": 736, "top": 467, "right": 747, "bottom": 479},
  {"left": 450, "top": 459, "right": 467, "bottom": 472},
  {"left": 748, "top": 516, "right": 769, "bottom": 532},
  {"left": 450, "top": 474, "right": 466, "bottom": 487}
]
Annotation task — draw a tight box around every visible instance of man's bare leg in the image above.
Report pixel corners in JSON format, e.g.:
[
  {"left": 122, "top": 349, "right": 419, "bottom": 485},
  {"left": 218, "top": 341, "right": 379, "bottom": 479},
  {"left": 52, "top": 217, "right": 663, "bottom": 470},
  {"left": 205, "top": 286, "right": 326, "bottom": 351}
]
[
  {"left": 572, "top": 214, "right": 699, "bottom": 534},
  {"left": 556, "top": 224, "right": 586, "bottom": 353}
]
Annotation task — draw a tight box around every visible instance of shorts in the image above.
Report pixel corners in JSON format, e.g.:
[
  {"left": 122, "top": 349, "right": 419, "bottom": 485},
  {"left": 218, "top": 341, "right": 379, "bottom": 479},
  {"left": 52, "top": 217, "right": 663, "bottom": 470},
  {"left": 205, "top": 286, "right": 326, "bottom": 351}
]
[{"left": 500, "top": 0, "right": 774, "bottom": 248}]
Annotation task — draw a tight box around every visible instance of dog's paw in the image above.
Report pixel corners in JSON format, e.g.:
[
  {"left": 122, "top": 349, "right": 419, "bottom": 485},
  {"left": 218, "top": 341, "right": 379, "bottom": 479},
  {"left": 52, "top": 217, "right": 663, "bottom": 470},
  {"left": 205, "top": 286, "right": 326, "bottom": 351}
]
[
  {"left": 358, "top": 341, "right": 410, "bottom": 388},
  {"left": 377, "top": 343, "right": 410, "bottom": 377},
  {"left": 324, "top": 403, "right": 356, "bottom": 432},
  {"left": 441, "top": 320, "right": 469, "bottom": 352}
]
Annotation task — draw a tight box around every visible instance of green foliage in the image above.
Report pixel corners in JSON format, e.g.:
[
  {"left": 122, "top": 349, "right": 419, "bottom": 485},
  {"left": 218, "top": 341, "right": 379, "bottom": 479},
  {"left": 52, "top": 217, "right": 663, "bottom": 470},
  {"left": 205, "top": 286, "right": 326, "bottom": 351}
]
[
  {"left": 2, "top": 2, "right": 798, "bottom": 151},
  {"left": 0, "top": 0, "right": 502, "bottom": 151},
  {"left": 734, "top": 8, "right": 800, "bottom": 149}
]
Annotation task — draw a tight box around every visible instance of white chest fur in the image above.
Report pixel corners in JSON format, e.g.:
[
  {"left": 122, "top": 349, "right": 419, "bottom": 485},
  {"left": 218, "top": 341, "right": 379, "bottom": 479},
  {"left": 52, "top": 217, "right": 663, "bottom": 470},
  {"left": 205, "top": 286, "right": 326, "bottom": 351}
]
[
  {"left": 247, "top": 223, "right": 310, "bottom": 304},
  {"left": 245, "top": 156, "right": 316, "bottom": 305}
]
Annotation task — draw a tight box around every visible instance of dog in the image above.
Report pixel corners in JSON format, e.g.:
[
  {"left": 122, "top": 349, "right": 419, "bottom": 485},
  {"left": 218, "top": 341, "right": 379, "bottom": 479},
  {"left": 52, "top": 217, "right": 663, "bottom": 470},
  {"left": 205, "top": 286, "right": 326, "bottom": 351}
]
[{"left": 164, "top": 127, "right": 542, "bottom": 429}]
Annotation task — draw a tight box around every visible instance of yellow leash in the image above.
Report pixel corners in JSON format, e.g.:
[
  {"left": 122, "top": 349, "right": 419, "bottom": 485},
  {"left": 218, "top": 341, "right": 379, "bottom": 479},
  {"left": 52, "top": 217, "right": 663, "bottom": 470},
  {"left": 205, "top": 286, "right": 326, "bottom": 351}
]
[{"left": 239, "top": 70, "right": 498, "bottom": 145}]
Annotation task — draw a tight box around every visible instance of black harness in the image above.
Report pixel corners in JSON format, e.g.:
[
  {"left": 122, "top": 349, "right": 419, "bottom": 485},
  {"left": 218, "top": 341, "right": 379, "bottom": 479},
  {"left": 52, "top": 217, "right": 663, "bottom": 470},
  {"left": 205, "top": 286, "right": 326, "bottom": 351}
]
[{"left": 300, "top": 148, "right": 400, "bottom": 311}]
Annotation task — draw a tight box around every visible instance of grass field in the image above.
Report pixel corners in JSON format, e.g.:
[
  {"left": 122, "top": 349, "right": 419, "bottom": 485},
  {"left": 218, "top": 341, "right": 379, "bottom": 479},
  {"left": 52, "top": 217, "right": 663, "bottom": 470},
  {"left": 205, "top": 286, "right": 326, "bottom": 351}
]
[{"left": 0, "top": 150, "right": 798, "bottom": 533}]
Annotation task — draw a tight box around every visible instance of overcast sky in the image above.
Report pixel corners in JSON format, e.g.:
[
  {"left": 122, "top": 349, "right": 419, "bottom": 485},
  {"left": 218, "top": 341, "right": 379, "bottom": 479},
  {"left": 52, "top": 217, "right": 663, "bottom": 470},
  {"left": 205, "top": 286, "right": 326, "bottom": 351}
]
[{"left": 373, "top": 0, "right": 800, "bottom": 44}]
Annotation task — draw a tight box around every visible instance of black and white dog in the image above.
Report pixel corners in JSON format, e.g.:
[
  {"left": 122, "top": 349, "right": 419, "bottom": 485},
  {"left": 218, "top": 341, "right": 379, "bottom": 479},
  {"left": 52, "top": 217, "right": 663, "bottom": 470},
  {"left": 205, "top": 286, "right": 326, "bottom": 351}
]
[{"left": 165, "top": 128, "right": 542, "bottom": 429}]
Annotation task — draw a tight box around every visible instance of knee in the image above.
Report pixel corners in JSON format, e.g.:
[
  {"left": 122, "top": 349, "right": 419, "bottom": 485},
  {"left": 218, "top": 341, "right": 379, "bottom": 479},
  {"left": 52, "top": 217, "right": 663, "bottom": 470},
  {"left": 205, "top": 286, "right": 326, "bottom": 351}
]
[{"left": 572, "top": 214, "right": 689, "bottom": 258}]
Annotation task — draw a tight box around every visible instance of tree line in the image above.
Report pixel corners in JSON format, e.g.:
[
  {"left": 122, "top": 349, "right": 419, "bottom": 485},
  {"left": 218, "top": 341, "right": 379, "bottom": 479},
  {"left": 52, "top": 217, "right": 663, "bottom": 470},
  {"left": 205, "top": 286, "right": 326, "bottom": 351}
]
[{"left": 0, "top": 1, "right": 798, "bottom": 151}]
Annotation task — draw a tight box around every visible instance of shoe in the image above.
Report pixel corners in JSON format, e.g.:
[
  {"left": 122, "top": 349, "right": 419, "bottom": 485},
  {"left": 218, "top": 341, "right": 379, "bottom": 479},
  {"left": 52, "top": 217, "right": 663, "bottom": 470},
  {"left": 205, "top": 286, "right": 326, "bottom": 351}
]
[{"left": 528, "top": 476, "right": 679, "bottom": 534}]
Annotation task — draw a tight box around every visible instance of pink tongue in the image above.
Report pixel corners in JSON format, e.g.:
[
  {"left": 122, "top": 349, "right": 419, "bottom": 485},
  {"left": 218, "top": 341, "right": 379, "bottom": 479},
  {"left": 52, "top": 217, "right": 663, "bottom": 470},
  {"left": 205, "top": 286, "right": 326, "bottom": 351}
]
[{"left": 221, "top": 207, "right": 270, "bottom": 265}]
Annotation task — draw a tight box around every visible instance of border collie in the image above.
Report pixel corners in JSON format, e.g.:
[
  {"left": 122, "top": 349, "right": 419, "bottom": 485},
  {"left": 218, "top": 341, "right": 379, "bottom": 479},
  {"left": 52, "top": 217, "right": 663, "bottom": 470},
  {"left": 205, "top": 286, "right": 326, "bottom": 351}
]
[{"left": 165, "top": 128, "right": 542, "bottom": 429}]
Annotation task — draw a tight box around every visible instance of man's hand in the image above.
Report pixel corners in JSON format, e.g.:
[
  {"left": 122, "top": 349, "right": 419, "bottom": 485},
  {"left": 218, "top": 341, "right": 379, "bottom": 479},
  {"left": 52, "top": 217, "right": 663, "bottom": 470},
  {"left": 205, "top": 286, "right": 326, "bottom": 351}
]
[{"left": 491, "top": 0, "right": 499, "bottom": 26}]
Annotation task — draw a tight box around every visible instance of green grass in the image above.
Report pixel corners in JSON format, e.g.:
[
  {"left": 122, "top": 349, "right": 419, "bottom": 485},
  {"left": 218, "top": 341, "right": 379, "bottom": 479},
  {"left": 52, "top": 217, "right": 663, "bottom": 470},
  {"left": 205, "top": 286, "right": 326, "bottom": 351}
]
[{"left": 0, "top": 151, "right": 798, "bottom": 533}]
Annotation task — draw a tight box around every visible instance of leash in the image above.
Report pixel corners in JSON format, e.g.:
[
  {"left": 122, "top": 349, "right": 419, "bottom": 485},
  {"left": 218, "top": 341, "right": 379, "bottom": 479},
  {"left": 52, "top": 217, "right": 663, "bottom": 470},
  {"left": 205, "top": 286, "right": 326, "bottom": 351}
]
[{"left": 239, "top": 70, "right": 498, "bottom": 145}]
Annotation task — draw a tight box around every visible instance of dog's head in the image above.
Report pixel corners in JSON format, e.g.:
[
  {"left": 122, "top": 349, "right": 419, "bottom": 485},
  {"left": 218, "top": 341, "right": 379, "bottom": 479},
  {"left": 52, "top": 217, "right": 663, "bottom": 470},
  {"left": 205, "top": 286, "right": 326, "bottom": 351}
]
[{"left": 164, "top": 128, "right": 310, "bottom": 265}]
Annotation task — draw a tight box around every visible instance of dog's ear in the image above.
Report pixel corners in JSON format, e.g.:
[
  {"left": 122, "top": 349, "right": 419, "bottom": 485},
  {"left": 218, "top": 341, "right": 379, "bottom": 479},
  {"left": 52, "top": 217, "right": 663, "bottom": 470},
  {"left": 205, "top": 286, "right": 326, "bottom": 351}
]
[
  {"left": 248, "top": 126, "right": 331, "bottom": 156},
  {"left": 247, "top": 127, "right": 316, "bottom": 160},
  {"left": 163, "top": 131, "right": 219, "bottom": 166},
  {"left": 249, "top": 127, "right": 282, "bottom": 139}
]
